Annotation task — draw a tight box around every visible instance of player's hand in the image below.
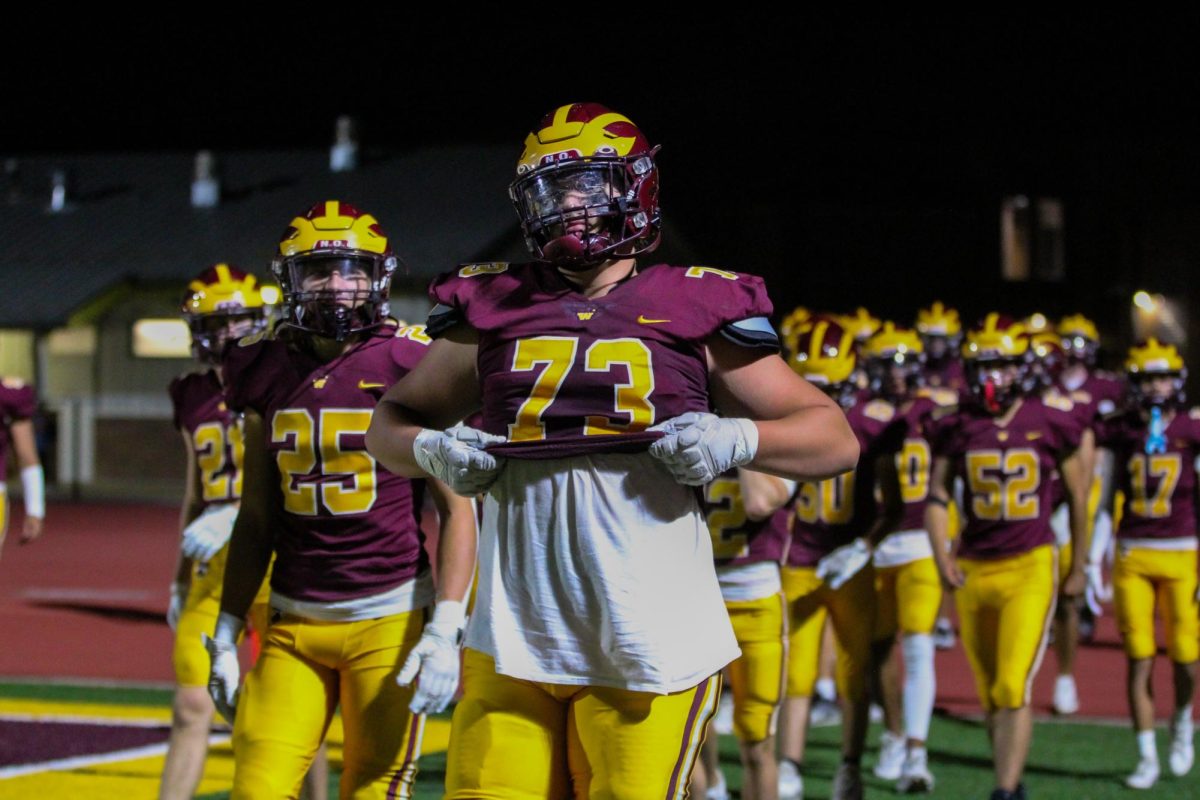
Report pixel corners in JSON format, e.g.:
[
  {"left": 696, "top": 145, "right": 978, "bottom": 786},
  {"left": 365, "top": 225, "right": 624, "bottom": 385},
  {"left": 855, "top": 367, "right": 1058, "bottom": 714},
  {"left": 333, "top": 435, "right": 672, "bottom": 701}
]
[
  {"left": 203, "top": 633, "right": 240, "bottom": 724},
  {"left": 20, "top": 515, "right": 43, "bottom": 544},
  {"left": 1061, "top": 567, "right": 1086, "bottom": 598},
  {"left": 397, "top": 600, "right": 466, "bottom": 714},
  {"left": 1084, "top": 562, "right": 1111, "bottom": 615},
  {"left": 181, "top": 504, "right": 239, "bottom": 563},
  {"left": 167, "top": 581, "right": 188, "bottom": 631},
  {"left": 413, "top": 426, "right": 505, "bottom": 496},
  {"left": 814, "top": 538, "right": 871, "bottom": 590},
  {"left": 935, "top": 554, "right": 965, "bottom": 591},
  {"left": 648, "top": 413, "right": 758, "bottom": 486}
]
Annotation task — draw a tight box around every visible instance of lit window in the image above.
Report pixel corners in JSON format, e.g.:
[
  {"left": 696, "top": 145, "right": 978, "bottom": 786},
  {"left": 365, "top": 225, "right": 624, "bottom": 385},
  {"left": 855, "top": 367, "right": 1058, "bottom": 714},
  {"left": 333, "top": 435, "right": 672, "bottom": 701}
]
[{"left": 132, "top": 319, "right": 191, "bottom": 358}]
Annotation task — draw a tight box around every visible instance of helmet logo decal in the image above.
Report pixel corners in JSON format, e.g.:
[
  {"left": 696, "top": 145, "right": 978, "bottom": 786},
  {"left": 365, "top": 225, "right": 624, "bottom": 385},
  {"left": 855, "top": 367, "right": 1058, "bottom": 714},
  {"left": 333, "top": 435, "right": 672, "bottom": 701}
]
[{"left": 315, "top": 239, "right": 348, "bottom": 249}]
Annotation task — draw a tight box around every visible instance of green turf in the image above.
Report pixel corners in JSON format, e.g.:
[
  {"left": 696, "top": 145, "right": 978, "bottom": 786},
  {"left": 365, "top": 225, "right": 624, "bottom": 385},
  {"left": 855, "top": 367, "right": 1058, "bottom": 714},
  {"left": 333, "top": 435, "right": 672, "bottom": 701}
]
[
  {"left": 194, "top": 715, "right": 1200, "bottom": 799},
  {"left": 5, "top": 681, "right": 1194, "bottom": 798},
  {"left": 0, "top": 680, "right": 173, "bottom": 706}
]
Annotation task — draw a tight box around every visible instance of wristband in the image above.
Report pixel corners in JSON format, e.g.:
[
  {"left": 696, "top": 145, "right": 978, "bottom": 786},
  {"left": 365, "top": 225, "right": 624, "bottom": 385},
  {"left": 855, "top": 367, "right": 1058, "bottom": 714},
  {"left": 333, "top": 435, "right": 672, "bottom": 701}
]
[{"left": 21, "top": 465, "right": 44, "bottom": 519}]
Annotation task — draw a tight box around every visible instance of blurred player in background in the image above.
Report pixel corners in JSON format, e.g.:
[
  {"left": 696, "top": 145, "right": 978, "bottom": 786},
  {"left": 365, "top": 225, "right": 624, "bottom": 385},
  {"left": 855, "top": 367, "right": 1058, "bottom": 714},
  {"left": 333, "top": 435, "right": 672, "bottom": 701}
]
[
  {"left": 206, "top": 202, "right": 478, "bottom": 798},
  {"left": 160, "top": 264, "right": 271, "bottom": 800},
  {"left": 778, "top": 318, "right": 902, "bottom": 800},
  {"left": 926, "top": 314, "right": 1089, "bottom": 800},
  {"left": 693, "top": 467, "right": 793, "bottom": 800},
  {"left": 0, "top": 376, "right": 44, "bottom": 553},
  {"left": 367, "top": 103, "right": 858, "bottom": 799},
  {"left": 862, "top": 323, "right": 945, "bottom": 793},
  {"left": 1026, "top": 330, "right": 1096, "bottom": 717},
  {"left": 1097, "top": 339, "right": 1198, "bottom": 789}
]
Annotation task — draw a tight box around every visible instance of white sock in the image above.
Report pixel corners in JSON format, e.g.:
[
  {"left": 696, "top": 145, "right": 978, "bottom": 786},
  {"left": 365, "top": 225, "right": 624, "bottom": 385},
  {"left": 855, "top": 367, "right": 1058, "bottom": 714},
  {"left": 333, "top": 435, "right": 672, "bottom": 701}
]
[
  {"left": 1138, "top": 729, "right": 1158, "bottom": 761},
  {"left": 902, "top": 633, "right": 936, "bottom": 742},
  {"left": 816, "top": 677, "right": 837, "bottom": 703},
  {"left": 1175, "top": 704, "right": 1195, "bottom": 732}
]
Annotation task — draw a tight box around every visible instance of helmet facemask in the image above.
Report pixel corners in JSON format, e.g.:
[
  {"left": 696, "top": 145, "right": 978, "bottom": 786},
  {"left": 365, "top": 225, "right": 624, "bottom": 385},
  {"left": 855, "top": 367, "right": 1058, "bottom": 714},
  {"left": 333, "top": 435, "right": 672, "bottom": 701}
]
[
  {"left": 967, "top": 357, "right": 1025, "bottom": 415},
  {"left": 188, "top": 311, "right": 267, "bottom": 364},
  {"left": 274, "top": 253, "right": 396, "bottom": 341},
  {"left": 867, "top": 351, "right": 925, "bottom": 401},
  {"left": 1130, "top": 370, "right": 1187, "bottom": 410},
  {"left": 1061, "top": 334, "right": 1099, "bottom": 367},
  {"left": 510, "top": 154, "right": 660, "bottom": 270}
]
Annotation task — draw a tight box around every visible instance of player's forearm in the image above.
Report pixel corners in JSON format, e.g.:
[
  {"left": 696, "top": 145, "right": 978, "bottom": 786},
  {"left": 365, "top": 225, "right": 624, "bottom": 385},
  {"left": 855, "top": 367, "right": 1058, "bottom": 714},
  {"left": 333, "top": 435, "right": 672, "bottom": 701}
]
[
  {"left": 1061, "top": 450, "right": 1091, "bottom": 571},
  {"left": 365, "top": 400, "right": 426, "bottom": 478},
  {"left": 736, "top": 468, "right": 793, "bottom": 521},
  {"left": 749, "top": 406, "right": 859, "bottom": 482},
  {"left": 432, "top": 491, "right": 478, "bottom": 605},
  {"left": 217, "top": 510, "right": 272, "bottom": 620},
  {"left": 924, "top": 501, "right": 952, "bottom": 566}
]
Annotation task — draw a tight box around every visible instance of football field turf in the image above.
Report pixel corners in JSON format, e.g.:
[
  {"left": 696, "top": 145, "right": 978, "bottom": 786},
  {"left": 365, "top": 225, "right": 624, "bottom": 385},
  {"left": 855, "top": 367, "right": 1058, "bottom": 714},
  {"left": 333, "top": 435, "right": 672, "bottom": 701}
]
[{"left": 0, "top": 680, "right": 1195, "bottom": 799}]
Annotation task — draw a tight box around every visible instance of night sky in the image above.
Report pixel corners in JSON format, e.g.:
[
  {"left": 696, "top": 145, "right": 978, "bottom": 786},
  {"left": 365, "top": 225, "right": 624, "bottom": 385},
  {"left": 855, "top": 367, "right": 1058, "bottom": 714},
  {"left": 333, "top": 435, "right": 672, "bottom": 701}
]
[{"left": 8, "top": 16, "right": 1200, "bottom": 350}]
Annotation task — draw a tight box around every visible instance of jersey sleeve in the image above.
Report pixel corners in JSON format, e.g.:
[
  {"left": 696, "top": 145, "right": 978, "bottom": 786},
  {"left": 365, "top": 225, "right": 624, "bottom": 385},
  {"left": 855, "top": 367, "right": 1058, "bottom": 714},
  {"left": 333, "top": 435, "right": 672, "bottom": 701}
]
[
  {"left": 924, "top": 407, "right": 962, "bottom": 458},
  {"left": 644, "top": 265, "right": 778, "bottom": 349},
  {"left": 426, "top": 263, "right": 514, "bottom": 338},
  {"left": 0, "top": 380, "right": 36, "bottom": 423},
  {"left": 390, "top": 324, "right": 434, "bottom": 373},
  {"left": 1044, "top": 402, "right": 1086, "bottom": 454},
  {"left": 222, "top": 333, "right": 278, "bottom": 415},
  {"left": 168, "top": 375, "right": 187, "bottom": 431}
]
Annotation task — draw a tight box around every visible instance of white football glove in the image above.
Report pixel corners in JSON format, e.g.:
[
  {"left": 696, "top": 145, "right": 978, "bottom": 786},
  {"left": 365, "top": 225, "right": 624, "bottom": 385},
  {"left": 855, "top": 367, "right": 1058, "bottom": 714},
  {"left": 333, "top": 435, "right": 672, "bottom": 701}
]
[
  {"left": 1084, "top": 562, "right": 1112, "bottom": 616},
  {"left": 413, "top": 426, "right": 506, "bottom": 496},
  {"left": 397, "top": 600, "right": 466, "bottom": 715},
  {"left": 167, "top": 581, "right": 188, "bottom": 631},
  {"left": 203, "top": 611, "right": 244, "bottom": 724},
  {"left": 815, "top": 538, "right": 872, "bottom": 590},
  {"left": 648, "top": 413, "right": 758, "bottom": 486},
  {"left": 181, "top": 503, "right": 239, "bottom": 563}
]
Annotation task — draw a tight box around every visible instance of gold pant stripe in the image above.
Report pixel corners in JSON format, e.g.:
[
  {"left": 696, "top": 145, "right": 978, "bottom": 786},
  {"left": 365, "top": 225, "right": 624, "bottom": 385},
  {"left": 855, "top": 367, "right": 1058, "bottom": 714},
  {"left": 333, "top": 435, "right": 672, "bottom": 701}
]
[{"left": 666, "top": 674, "right": 720, "bottom": 800}]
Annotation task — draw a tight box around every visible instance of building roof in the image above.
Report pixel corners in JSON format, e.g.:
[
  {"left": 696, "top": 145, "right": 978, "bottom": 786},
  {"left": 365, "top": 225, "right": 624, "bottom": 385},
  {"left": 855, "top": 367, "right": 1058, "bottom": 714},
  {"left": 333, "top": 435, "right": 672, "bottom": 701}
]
[{"left": 0, "top": 145, "right": 526, "bottom": 327}]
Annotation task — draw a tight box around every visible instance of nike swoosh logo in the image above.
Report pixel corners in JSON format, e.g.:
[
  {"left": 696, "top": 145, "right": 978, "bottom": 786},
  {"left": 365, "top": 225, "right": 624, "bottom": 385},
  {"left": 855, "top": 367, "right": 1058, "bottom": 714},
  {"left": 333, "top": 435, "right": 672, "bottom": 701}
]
[
  {"left": 637, "top": 315, "right": 671, "bottom": 324},
  {"left": 358, "top": 381, "right": 385, "bottom": 390}
]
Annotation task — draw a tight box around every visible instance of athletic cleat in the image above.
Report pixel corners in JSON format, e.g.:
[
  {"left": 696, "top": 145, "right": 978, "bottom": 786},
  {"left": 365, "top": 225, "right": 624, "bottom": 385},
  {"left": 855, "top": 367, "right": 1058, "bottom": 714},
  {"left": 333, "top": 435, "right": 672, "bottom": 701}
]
[
  {"left": 897, "top": 747, "right": 935, "bottom": 793},
  {"left": 869, "top": 702, "right": 884, "bottom": 724},
  {"left": 778, "top": 759, "right": 803, "bottom": 800},
  {"left": 713, "top": 690, "right": 734, "bottom": 736},
  {"left": 1125, "top": 756, "right": 1160, "bottom": 789},
  {"left": 1078, "top": 604, "right": 1097, "bottom": 642},
  {"left": 874, "top": 730, "right": 905, "bottom": 780},
  {"left": 1169, "top": 713, "right": 1195, "bottom": 777},
  {"left": 1052, "top": 674, "right": 1079, "bottom": 716},
  {"left": 809, "top": 697, "right": 842, "bottom": 727},
  {"left": 933, "top": 617, "right": 956, "bottom": 650},
  {"left": 706, "top": 768, "right": 730, "bottom": 800},
  {"left": 831, "top": 762, "right": 863, "bottom": 800}
]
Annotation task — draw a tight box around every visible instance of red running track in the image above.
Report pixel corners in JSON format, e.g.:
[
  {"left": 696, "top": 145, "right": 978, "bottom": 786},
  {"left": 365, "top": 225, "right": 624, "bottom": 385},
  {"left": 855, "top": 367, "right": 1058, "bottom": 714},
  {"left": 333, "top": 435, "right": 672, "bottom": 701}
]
[{"left": 0, "top": 501, "right": 1185, "bottom": 723}]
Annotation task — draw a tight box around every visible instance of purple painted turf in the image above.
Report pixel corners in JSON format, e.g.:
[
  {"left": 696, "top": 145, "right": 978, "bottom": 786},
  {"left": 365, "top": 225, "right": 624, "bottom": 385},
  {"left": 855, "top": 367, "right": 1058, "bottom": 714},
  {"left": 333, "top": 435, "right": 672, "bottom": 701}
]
[{"left": 0, "top": 719, "right": 169, "bottom": 767}]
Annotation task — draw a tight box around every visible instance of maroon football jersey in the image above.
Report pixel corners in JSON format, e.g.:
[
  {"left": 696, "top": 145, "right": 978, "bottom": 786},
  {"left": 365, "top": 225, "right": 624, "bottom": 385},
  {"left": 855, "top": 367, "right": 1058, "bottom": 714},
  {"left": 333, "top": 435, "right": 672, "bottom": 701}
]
[
  {"left": 223, "top": 324, "right": 432, "bottom": 603},
  {"left": 169, "top": 369, "right": 242, "bottom": 511},
  {"left": 0, "top": 379, "right": 35, "bottom": 482},
  {"left": 886, "top": 395, "right": 943, "bottom": 531},
  {"left": 929, "top": 396, "right": 1085, "bottom": 560},
  {"left": 703, "top": 470, "right": 790, "bottom": 567},
  {"left": 923, "top": 359, "right": 966, "bottom": 395},
  {"left": 787, "top": 399, "right": 894, "bottom": 567},
  {"left": 1065, "top": 370, "right": 1127, "bottom": 423},
  {"left": 1098, "top": 407, "right": 1200, "bottom": 541},
  {"left": 1042, "top": 386, "right": 1097, "bottom": 509},
  {"left": 427, "top": 262, "right": 776, "bottom": 457}
]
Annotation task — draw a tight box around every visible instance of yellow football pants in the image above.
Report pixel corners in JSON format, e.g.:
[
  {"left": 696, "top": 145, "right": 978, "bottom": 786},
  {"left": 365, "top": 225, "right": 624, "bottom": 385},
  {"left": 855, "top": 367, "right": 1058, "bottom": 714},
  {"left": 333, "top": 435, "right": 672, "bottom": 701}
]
[
  {"left": 781, "top": 565, "right": 875, "bottom": 702},
  {"left": 874, "top": 556, "right": 942, "bottom": 640},
  {"left": 956, "top": 545, "right": 1056, "bottom": 711},
  {"left": 445, "top": 649, "right": 720, "bottom": 800},
  {"left": 725, "top": 592, "right": 788, "bottom": 743},
  {"left": 231, "top": 609, "right": 425, "bottom": 800},
  {"left": 1114, "top": 546, "right": 1199, "bottom": 663}
]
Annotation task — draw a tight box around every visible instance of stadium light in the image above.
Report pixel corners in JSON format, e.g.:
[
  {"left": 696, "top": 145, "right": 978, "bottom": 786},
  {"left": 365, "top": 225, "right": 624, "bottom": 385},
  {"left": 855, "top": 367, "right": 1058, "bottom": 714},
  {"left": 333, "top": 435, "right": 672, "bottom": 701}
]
[{"left": 1133, "top": 291, "right": 1156, "bottom": 311}]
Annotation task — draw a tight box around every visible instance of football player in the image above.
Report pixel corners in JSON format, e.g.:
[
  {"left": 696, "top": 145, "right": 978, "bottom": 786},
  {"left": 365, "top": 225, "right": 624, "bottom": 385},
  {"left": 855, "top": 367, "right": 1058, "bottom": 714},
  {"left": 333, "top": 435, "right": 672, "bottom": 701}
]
[
  {"left": 777, "top": 318, "right": 903, "bottom": 800},
  {"left": 0, "top": 374, "right": 43, "bottom": 553},
  {"left": 1097, "top": 339, "right": 1198, "bottom": 789},
  {"left": 161, "top": 265, "right": 272, "bottom": 799},
  {"left": 205, "top": 202, "right": 478, "bottom": 798},
  {"left": 694, "top": 467, "right": 793, "bottom": 800},
  {"left": 926, "top": 314, "right": 1090, "bottom": 800},
  {"left": 862, "top": 323, "right": 945, "bottom": 793},
  {"left": 1027, "top": 332, "right": 1097, "bottom": 717},
  {"left": 915, "top": 301, "right": 966, "bottom": 395},
  {"left": 365, "top": 103, "right": 859, "bottom": 799},
  {"left": 1058, "top": 313, "right": 1127, "bottom": 648}
]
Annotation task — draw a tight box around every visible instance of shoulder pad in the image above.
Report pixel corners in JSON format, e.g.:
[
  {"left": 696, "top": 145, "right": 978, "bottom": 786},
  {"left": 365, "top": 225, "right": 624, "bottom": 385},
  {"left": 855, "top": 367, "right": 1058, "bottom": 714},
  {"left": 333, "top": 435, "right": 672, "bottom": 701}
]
[
  {"left": 1043, "top": 393, "right": 1075, "bottom": 413},
  {"left": 930, "top": 404, "right": 960, "bottom": 421},
  {"left": 1069, "top": 390, "right": 1091, "bottom": 404},
  {"left": 237, "top": 329, "right": 270, "bottom": 348},
  {"left": 719, "top": 316, "right": 780, "bottom": 350},
  {"left": 1, "top": 377, "right": 27, "bottom": 390},
  {"left": 684, "top": 265, "right": 740, "bottom": 281},
  {"left": 457, "top": 263, "right": 509, "bottom": 279},
  {"left": 1189, "top": 408, "right": 1200, "bottom": 420},
  {"left": 395, "top": 324, "right": 433, "bottom": 345},
  {"left": 863, "top": 399, "right": 896, "bottom": 423}
]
